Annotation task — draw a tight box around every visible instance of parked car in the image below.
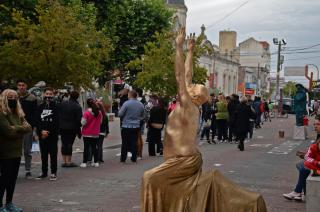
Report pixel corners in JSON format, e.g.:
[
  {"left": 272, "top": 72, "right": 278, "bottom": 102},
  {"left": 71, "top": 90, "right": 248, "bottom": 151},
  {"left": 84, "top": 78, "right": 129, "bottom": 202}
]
[{"left": 279, "top": 98, "right": 295, "bottom": 114}]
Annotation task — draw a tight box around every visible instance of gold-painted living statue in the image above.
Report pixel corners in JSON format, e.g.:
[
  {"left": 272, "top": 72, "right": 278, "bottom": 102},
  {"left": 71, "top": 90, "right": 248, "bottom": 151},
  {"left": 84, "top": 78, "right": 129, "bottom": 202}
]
[{"left": 141, "top": 28, "right": 267, "bottom": 212}]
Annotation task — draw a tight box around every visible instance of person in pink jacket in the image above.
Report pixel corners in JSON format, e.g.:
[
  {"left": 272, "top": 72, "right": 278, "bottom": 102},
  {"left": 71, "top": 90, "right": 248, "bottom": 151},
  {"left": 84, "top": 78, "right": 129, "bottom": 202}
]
[{"left": 80, "top": 98, "right": 102, "bottom": 168}]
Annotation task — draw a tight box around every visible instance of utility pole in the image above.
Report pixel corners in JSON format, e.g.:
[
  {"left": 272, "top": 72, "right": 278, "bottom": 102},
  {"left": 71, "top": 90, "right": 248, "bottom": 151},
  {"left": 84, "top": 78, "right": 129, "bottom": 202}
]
[
  {"left": 275, "top": 41, "right": 282, "bottom": 99},
  {"left": 273, "top": 38, "right": 286, "bottom": 100},
  {"left": 257, "top": 63, "right": 260, "bottom": 95}
]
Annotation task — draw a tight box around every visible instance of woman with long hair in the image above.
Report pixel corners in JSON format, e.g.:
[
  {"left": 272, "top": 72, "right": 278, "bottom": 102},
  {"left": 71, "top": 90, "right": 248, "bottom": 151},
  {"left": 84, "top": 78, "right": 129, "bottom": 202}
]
[
  {"left": 0, "top": 89, "right": 31, "bottom": 212},
  {"left": 80, "top": 98, "right": 102, "bottom": 168},
  {"left": 96, "top": 100, "right": 109, "bottom": 163}
]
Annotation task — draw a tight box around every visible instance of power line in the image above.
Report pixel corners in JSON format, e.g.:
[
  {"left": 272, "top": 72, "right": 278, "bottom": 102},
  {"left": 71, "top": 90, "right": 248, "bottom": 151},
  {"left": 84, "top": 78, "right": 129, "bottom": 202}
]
[
  {"left": 284, "top": 43, "right": 320, "bottom": 50},
  {"left": 283, "top": 43, "right": 320, "bottom": 52},
  {"left": 283, "top": 55, "right": 320, "bottom": 61},
  {"left": 207, "top": 1, "right": 250, "bottom": 31}
]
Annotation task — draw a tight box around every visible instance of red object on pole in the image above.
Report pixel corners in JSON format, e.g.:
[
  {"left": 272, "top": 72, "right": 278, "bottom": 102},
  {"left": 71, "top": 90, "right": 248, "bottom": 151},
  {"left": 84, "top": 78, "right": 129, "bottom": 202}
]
[{"left": 303, "top": 116, "right": 309, "bottom": 126}]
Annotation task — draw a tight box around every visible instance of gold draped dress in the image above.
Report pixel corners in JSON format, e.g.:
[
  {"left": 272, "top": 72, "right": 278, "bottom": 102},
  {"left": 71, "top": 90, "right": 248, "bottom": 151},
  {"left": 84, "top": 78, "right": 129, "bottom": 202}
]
[{"left": 141, "top": 103, "right": 267, "bottom": 212}]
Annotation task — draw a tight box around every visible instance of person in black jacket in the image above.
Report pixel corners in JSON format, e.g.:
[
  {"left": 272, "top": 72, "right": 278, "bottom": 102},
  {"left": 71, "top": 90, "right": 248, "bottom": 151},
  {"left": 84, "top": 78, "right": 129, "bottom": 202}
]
[
  {"left": 96, "top": 100, "right": 109, "bottom": 163},
  {"left": 147, "top": 98, "right": 167, "bottom": 156},
  {"left": 200, "top": 101, "right": 215, "bottom": 143},
  {"left": 234, "top": 96, "right": 254, "bottom": 151},
  {"left": 17, "top": 80, "right": 38, "bottom": 178},
  {"left": 228, "top": 94, "right": 240, "bottom": 143},
  {"left": 35, "top": 87, "right": 59, "bottom": 180},
  {"left": 58, "top": 91, "right": 82, "bottom": 168}
]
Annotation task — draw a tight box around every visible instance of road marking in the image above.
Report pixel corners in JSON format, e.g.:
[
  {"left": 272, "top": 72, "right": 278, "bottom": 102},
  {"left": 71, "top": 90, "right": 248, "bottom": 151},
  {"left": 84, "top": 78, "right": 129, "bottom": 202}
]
[
  {"left": 250, "top": 144, "right": 272, "bottom": 148},
  {"left": 267, "top": 140, "right": 303, "bottom": 155},
  {"left": 214, "top": 164, "right": 223, "bottom": 167},
  {"left": 257, "top": 136, "right": 264, "bottom": 139}
]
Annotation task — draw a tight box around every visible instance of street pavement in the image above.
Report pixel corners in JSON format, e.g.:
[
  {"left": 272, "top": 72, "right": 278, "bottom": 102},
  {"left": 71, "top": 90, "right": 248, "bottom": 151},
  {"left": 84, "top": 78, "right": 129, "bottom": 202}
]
[{"left": 14, "top": 115, "right": 314, "bottom": 212}]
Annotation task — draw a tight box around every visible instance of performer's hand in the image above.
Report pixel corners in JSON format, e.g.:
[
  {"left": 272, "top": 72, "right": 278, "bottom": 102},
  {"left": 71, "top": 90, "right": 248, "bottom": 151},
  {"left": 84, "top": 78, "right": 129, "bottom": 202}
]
[
  {"left": 176, "top": 27, "right": 186, "bottom": 48},
  {"left": 187, "top": 33, "right": 196, "bottom": 51}
]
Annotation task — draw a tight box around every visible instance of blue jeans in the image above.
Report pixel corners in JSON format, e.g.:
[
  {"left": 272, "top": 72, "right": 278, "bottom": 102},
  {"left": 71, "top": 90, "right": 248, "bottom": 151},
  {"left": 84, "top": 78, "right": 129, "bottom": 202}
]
[{"left": 294, "top": 161, "right": 311, "bottom": 194}]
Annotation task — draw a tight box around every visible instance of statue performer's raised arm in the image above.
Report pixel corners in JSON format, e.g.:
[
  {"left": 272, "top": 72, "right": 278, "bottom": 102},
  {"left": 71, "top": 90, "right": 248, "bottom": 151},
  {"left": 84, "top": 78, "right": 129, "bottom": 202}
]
[
  {"left": 141, "top": 28, "right": 267, "bottom": 212},
  {"left": 164, "top": 28, "right": 209, "bottom": 159}
]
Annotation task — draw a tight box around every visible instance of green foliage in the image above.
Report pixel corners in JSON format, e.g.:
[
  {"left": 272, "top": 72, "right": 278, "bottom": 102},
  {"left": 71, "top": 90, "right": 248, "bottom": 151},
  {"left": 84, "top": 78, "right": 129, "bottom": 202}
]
[
  {"left": 283, "top": 81, "right": 297, "bottom": 97},
  {"left": 0, "top": 0, "right": 109, "bottom": 88},
  {"left": 84, "top": 0, "right": 173, "bottom": 81},
  {"left": 128, "top": 31, "right": 208, "bottom": 97},
  {"left": 0, "top": 0, "right": 37, "bottom": 43}
]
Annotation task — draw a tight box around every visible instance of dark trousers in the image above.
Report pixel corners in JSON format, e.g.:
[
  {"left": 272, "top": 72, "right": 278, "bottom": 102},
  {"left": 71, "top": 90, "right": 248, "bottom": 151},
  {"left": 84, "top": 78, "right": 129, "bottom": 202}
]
[
  {"left": 238, "top": 132, "right": 247, "bottom": 150},
  {"left": 23, "top": 132, "right": 33, "bottom": 172},
  {"left": 0, "top": 158, "right": 20, "bottom": 207},
  {"left": 216, "top": 119, "right": 228, "bottom": 141},
  {"left": 83, "top": 137, "right": 98, "bottom": 163},
  {"left": 39, "top": 137, "right": 58, "bottom": 175},
  {"left": 248, "top": 121, "right": 254, "bottom": 139},
  {"left": 294, "top": 161, "right": 311, "bottom": 194},
  {"left": 228, "top": 123, "right": 235, "bottom": 141},
  {"left": 211, "top": 121, "right": 217, "bottom": 140},
  {"left": 97, "top": 135, "right": 105, "bottom": 162},
  {"left": 121, "top": 128, "right": 139, "bottom": 162},
  {"left": 60, "top": 129, "right": 77, "bottom": 156},
  {"left": 201, "top": 126, "right": 210, "bottom": 140},
  {"left": 147, "top": 128, "right": 163, "bottom": 156}
]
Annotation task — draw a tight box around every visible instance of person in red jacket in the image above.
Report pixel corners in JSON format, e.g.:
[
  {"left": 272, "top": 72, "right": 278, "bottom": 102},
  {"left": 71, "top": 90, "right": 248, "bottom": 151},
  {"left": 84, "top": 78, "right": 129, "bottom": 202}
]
[
  {"left": 304, "top": 139, "right": 320, "bottom": 175},
  {"left": 283, "top": 115, "right": 320, "bottom": 201}
]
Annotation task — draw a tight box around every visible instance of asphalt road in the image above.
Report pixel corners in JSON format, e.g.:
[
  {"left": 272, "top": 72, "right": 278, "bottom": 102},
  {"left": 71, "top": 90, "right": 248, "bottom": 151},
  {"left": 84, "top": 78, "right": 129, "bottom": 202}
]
[{"left": 13, "top": 115, "right": 313, "bottom": 212}]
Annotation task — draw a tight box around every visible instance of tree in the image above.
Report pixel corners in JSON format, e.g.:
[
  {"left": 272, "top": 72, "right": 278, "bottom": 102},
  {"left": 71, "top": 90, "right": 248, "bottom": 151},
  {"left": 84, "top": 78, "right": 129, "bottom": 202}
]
[
  {"left": 127, "top": 31, "right": 208, "bottom": 97},
  {"left": 83, "top": 0, "right": 173, "bottom": 82},
  {"left": 283, "top": 81, "right": 297, "bottom": 97},
  {"left": 0, "top": 0, "right": 109, "bottom": 88},
  {"left": 0, "top": 0, "right": 37, "bottom": 44}
]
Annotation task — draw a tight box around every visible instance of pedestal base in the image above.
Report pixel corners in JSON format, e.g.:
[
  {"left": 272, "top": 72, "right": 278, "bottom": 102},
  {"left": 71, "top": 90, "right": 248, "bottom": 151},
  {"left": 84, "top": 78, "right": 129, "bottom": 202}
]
[
  {"left": 307, "top": 176, "right": 320, "bottom": 212},
  {"left": 293, "top": 126, "right": 307, "bottom": 140}
]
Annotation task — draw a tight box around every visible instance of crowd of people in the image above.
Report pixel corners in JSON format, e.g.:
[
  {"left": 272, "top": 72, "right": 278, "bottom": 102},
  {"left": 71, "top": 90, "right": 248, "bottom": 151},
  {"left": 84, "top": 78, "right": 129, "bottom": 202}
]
[
  {"left": 0, "top": 80, "right": 110, "bottom": 212},
  {"left": 1, "top": 79, "right": 320, "bottom": 211},
  {"left": 198, "top": 93, "right": 272, "bottom": 151}
]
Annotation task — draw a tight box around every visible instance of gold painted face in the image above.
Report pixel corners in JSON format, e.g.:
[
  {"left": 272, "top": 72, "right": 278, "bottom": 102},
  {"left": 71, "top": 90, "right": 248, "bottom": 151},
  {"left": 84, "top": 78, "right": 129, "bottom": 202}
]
[{"left": 187, "top": 84, "right": 209, "bottom": 106}]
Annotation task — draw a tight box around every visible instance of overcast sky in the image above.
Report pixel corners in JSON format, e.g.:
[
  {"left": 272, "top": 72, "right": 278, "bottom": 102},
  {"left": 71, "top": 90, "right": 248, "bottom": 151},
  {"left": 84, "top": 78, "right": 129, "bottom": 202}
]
[{"left": 185, "top": 0, "right": 320, "bottom": 73}]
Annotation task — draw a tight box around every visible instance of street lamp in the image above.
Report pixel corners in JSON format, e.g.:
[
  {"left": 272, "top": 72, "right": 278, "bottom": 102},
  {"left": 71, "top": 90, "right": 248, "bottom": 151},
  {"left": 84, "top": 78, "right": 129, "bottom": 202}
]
[{"left": 273, "top": 38, "right": 286, "bottom": 100}]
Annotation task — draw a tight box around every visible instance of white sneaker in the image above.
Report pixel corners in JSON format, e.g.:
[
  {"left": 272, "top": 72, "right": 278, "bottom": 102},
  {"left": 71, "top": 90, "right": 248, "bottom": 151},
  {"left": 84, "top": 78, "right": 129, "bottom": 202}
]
[
  {"left": 80, "top": 163, "right": 87, "bottom": 168},
  {"left": 137, "top": 157, "right": 142, "bottom": 160},
  {"left": 93, "top": 163, "right": 99, "bottom": 168},
  {"left": 283, "top": 191, "right": 302, "bottom": 200}
]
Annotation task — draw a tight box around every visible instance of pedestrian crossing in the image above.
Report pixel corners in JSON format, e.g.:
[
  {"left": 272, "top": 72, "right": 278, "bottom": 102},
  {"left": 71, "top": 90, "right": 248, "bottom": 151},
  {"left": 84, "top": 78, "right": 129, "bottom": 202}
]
[{"left": 267, "top": 140, "right": 303, "bottom": 155}]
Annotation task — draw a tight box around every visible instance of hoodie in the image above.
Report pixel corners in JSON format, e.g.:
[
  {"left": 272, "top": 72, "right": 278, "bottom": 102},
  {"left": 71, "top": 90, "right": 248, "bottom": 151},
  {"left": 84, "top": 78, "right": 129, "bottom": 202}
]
[{"left": 36, "top": 101, "right": 59, "bottom": 138}]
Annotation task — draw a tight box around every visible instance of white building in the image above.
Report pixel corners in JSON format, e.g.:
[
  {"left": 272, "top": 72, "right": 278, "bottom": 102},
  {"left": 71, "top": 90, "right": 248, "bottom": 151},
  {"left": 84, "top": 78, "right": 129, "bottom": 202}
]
[
  {"left": 166, "top": 0, "right": 187, "bottom": 29},
  {"left": 199, "top": 26, "right": 239, "bottom": 96},
  {"left": 239, "top": 38, "right": 271, "bottom": 95}
]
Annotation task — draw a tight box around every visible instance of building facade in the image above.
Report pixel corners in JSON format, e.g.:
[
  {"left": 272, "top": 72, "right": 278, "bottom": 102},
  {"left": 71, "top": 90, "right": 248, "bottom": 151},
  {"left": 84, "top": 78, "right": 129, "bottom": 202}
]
[
  {"left": 199, "top": 26, "right": 239, "bottom": 96},
  {"left": 166, "top": 0, "right": 187, "bottom": 29},
  {"left": 239, "top": 38, "right": 271, "bottom": 95}
]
